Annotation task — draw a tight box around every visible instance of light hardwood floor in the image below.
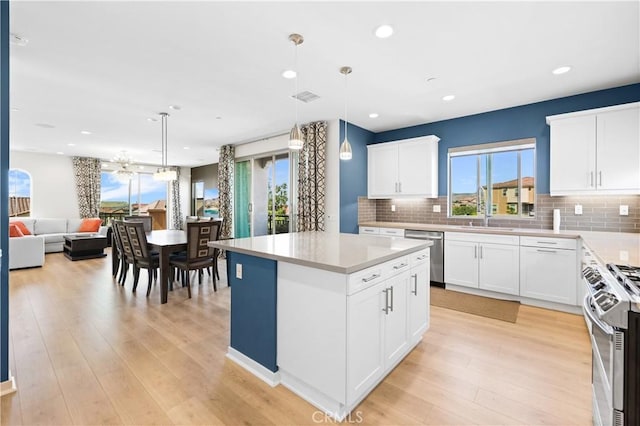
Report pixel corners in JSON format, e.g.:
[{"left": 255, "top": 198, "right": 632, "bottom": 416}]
[{"left": 1, "top": 249, "right": 592, "bottom": 425}]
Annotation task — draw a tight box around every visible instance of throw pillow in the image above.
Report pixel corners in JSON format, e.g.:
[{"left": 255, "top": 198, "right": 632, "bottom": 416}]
[
  {"left": 12, "top": 221, "right": 31, "bottom": 235},
  {"left": 9, "top": 224, "right": 24, "bottom": 238},
  {"left": 78, "top": 218, "right": 102, "bottom": 233}
]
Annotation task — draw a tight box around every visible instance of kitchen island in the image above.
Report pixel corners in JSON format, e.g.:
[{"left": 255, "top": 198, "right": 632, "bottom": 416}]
[{"left": 209, "top": 231, "right": 432, "bottom": 420}]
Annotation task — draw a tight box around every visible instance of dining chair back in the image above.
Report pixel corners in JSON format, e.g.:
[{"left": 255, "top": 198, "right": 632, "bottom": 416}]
[
  {"left": 124, "top": 215, "right": 153, "bottom": 232},
  {"left": 123, "top": 221, "right": 160, "bottom": 296}
]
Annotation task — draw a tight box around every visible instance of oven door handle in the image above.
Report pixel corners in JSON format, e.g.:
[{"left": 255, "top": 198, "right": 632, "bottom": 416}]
[{"left": 583, "top": 294, "right": 614, "bottom": 335}]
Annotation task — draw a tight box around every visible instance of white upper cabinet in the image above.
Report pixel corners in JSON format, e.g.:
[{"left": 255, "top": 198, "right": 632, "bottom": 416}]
[
  {"left": 547, "top": 102, "right": 640, "bottom": 195},
  {"left": 367, "top": 135, "right": 439, "bottom": 199}
]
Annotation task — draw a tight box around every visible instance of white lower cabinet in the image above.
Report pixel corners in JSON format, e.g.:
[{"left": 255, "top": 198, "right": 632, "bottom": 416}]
[
  {"left": 408, "top": 250, "right": 430, "bottom": 343},
  {"left": 519, "top": 237, "right": 578, "bottom": 305},
  {"left": 444, "top": 233, "right": 520, "bottom": 295},
  {"left": 347, "top": 261, "right": 410, "bottom": 405}
]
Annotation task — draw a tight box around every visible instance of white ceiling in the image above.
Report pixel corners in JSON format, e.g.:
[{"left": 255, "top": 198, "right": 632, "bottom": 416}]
[{"left": 9, "top": 1, "right": 640, "bottom": 168}]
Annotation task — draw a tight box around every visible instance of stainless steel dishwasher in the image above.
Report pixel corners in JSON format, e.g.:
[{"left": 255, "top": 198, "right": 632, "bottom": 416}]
[{"left": 404, "top": 229, "right": 444, "bottom": 285}]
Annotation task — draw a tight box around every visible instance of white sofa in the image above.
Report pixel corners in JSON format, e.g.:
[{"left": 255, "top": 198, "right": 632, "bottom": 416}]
[{"left": 9, "top": 218, "right": 108, "bottom": 270}]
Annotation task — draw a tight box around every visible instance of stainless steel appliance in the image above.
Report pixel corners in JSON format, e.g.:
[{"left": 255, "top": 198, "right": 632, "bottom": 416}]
[
  {"left": 582, "top": 250, "right": 640, "bottom": 426},
  {"left": 404, "top": 230, "right": 443, "bottom": 285}
]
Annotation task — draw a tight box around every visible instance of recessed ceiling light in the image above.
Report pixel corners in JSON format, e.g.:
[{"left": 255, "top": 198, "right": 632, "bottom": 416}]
[
  {"left": 183, "top": 146, "right": 190, "bottom": 150},
  {"left": 169, "top": 105, "right": 181, "bottom": 110},
  {"left": 426, "top": 77, "right": 437, "bottom": 83},
  {"left": 369, "top": 113, "right": 379, "bottom": 118},
  {"left": 67, "top": 143, "right": 75, "bottom": 147},
  {"left": 552, "top": 66, "right": 571, "bottom": 75},
  {"left": 282, "top": 69, "right": 296, "bottom": 79},
  {"left": 147, "top": 117, "right": 158, "bottom": 122},
  {"left": 35, "top": 123, "right": 55, "bottom": 128},
  {"left": 138, "top": 166, "right": 145, "bottom": 170},
  {"left": 374, "top": 24, "right": 394, "bottom": 39},
  {"left": 215, "top": 116, "right": 222, "bottom": 120},
  {"left": 442, "top": 95, "right": 455, "bottom": 101},
  {"left": 10, "top": 33, "right": 28, "bottom": 46},
  {"left": 80, "top": 130, "right": 92, "bottom": 135},
  {"left": 56, "top": 152, "right": 64, "bottom": 155}
]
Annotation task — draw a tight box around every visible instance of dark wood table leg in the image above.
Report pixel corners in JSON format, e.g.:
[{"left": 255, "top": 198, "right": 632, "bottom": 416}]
[
  {"left": 111, "top": 236, "right": 119, "bottom": 277},
  {"left": 160, "top": 246, "right": 169, "bottom": 304}
]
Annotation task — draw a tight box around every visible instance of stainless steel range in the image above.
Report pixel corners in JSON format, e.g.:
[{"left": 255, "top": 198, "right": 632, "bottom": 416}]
[{"left": 582, "top": 252, "right": 640, "bottom": 426}]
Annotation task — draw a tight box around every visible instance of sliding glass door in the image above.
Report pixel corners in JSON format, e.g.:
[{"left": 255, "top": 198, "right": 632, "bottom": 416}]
[{"left": 234, "top": 152, "right": 290, "bottom": 238}]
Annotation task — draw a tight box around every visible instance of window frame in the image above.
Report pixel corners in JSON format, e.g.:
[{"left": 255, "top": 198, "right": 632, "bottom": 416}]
[{"left": 447, "top": 138, "right": 536, "bottom": 219}]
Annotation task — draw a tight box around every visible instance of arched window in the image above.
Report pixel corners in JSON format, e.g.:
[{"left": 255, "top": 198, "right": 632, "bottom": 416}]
[{"left": 8, "top": 169, "right": 31, "bottom": 217}]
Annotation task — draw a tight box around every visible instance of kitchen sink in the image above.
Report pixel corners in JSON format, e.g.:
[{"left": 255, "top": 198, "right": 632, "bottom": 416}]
[{"left": 452, "top": 225, "right": 515, "bottom": 231}]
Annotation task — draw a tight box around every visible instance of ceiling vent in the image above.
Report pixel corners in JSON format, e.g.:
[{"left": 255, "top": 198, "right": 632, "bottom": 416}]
[{"left": 292, "top": 91, "right": 320, "bottom": 103}]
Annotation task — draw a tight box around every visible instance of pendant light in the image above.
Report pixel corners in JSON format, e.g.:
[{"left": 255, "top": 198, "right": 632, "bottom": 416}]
[
  {"left": 288, "top": 33, "right": 304, "bottom": 150},
  {"left": 339, "top": 66, "right": 353, "bottom": 160},
  {"left": 153, "top": 112, "right": 177, "bottom": 181}
]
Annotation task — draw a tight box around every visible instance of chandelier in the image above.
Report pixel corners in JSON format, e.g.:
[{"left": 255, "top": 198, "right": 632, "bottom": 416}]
[
  {"left": 153, "top": 112, "right": 177, "bottom": 181},
  {"left": 112, "top": 151, "right": 137, "bottom": 181}
]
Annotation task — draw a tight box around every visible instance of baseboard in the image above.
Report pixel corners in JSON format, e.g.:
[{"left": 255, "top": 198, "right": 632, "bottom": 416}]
[
  {"left": 0, "top": 372, "right": 17, "bottom": 396},
  {"left": 226, "top": 347, "right": 280, "bottom": 387}
]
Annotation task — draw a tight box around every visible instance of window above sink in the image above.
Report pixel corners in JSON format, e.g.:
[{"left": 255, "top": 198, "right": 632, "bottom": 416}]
[{"left": 448, "top": 138, "right": 536, "bottom": 220}]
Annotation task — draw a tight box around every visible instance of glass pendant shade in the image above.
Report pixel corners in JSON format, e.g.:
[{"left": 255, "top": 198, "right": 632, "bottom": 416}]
[
  {"left": 288, "top": 123, "right": 303, "bottom": 150},
  {"left": 339, "top": 138, "right": 352, "bottom": 160}
]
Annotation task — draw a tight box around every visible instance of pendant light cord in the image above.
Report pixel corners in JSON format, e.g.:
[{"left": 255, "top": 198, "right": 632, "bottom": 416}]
[
  {"left": 294, "top": 41, "right": 299, "bottom": 126},
  {"left": 344, "top": 70, "right": 348, "bottom": 142}
]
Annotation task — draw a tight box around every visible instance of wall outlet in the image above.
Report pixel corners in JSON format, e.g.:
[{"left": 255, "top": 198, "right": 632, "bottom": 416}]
[
  {"left": 620, "top": 205, "right": 629, "bottom": 216},
  {"left": 574, "top": 204, "right": 583, "bottom": 215},
  {"left": 391, "top": 204, "right": 396, "bottom": 212},
  {"left": 433, "top": 205, "right": 441, "bottom": 213},
  {"left": 236, "top": 263, "right": 243, "bottom": 279}
]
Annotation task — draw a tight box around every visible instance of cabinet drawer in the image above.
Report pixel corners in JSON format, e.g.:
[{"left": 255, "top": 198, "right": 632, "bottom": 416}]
[
  {"left": 378, "top": 227, "right": 405, "bottom": 237},
  {"left": 409, "top": 249, "right": 429, "bottom": 267},
  {"left": 384, "top": 256, "right": 411, "bottom": 277},
  {"left": 445, "top": 231, "right": 519, "bottom": 245},
  {"left": 348, "top": 264, "right": 386, "bottom": 295},
  {"left": 520, "top": 236, "right": 577, "bottom": 250},
  {"left": 359, "top": 227, "right": 379, "bottom": 235}
]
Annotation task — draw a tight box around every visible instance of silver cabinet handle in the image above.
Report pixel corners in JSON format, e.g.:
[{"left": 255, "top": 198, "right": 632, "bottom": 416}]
[
  {"left": 416, "top": 254, "right": 428, "bottom": 260},
  {"left": 474, "top": 246, "right": 477, "bottom": 259},
  {"left": 389, "top": 285, "right": 394, "bottom": 312},
  {"left": 382, "top": 288, "right": 389, "bottom": 314},
  {"left": 479, "top": 245, "right": 483, "bottom": 259},
  {"left": 393, "top": 262, "right": 408, "bottom": 270},
  {"left": 590, "top": 171, "right": 594, "bottom": 187},
  {"left": 537, "top": 241, "right": 557, "bottom": 244},
  {"left": 362, "top": 273, "right": 381, "bottom": 283},
  {"left": 411, "top": 274, "right": 418, "bottom": 295},
  {"left": 537, "top": 249, "right": 557, "bottom": 253},
  {"left": 599, "top": 171, "right": 602, "bottom": 187},
  {"left": 398, "top": 182, "right": 402, "bottom": 193},
  {"left": 394, "top": 182, "right": 398, "bottom": 192}
]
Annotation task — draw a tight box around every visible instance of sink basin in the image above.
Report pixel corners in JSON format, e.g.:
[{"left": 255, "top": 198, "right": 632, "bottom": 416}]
[{"left": 453, "top": 226, "right": 515, "bottom": 231}]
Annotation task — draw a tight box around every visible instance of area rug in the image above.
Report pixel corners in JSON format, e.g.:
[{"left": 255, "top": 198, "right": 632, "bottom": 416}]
[{"left": 431, "top": 287, "right": 520, "bottom": 323}]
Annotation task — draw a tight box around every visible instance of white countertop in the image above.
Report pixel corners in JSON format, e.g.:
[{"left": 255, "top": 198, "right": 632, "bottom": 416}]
[
  {"left": 209, "top": 231, "right": 431, "bottom": 274},
  {"left": 360, "top": 221, "right": 582, "bottom": 239},
  {"left": 360, "top": 221, "right": 640, "bottom": 267}
]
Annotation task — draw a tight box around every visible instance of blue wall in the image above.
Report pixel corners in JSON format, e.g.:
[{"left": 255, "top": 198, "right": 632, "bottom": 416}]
[
  {"left": 1, "top": 0, "right": 9, "bottom": 384},
  {"left": 339, "top": 83, "right": 640, "bottom": 234},
  {"left": 375, "top": 84, "right": 640, "bottom": 196},
  {"left": 339, "top": 120, "right": 374, "bottom": 233}
]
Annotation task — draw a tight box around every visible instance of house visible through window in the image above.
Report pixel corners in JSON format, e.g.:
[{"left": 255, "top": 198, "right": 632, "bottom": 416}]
[
  {"left": 448, "top": 138, "right": 536, "bottom": 218},
  {"left": 9, "top": 169, "right": 31, "bottom": 217}
]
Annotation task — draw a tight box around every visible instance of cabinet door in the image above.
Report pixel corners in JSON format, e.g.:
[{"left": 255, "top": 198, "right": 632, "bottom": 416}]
[
  {"left": 346, "top": 282, "right": 385, "bottom": 405},
  {"left": 549, "top": 115, "right": 597, "bottom": 194},
  {"left": 367, "top": 144, "right": 398, "bottom": 198},
  {"left": 596, "top": 107, "right": 640, "bottom": 192},
  {"left": 397, "top": 139, "right": 430, "bottom": 196},
  {"left": 408, "top": 262, "right": 429, "bottom": 343},
  {"left": 478, "top": 243, "right": 520, "bottom": 295},
  {"left": 520, "top": 246, "right": 577, "bottom": 305},
  {"left": 383, "top": 271, "right": 410, "bottom": 368},
  {"left": 444, "top": 240, "right": 479, "bottom": 288}
]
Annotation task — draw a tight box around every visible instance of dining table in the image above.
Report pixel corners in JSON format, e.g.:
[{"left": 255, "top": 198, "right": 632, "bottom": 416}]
[{"left": 146, "top": 229, "right": 187, "bottom": 304}]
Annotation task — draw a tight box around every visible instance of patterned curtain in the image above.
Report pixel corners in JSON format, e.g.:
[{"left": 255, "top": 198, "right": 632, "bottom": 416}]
[
  {"left": 297, "top": 121, "right": 327, "bottom": 232},
  {"left": 169, "top": 167, "right": 182, "bottom": 229},
  {"left": 72, "top": 157, "right": 102, "bottom": 218},
  {"left": 218, "top": 145, "right": 235, "bottom": 239}
]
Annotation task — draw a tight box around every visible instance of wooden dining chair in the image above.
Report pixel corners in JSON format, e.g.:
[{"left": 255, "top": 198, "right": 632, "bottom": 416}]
[
  {"left": 113, "top": 220, "right": 136, "bottom": 286},
  {"left": 170, "top": 220, "right": 222, "bottom": 294},
  {"left": 124, "top": 215, "right": 153, "bottom": 232},
  {"left": 123, "top": 221, "right": 159, "bottom": 296}
]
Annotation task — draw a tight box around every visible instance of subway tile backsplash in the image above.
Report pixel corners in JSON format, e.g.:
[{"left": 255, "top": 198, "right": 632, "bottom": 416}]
[{"left": 358, "top": 194, "right": 640, "bottom": 233}]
